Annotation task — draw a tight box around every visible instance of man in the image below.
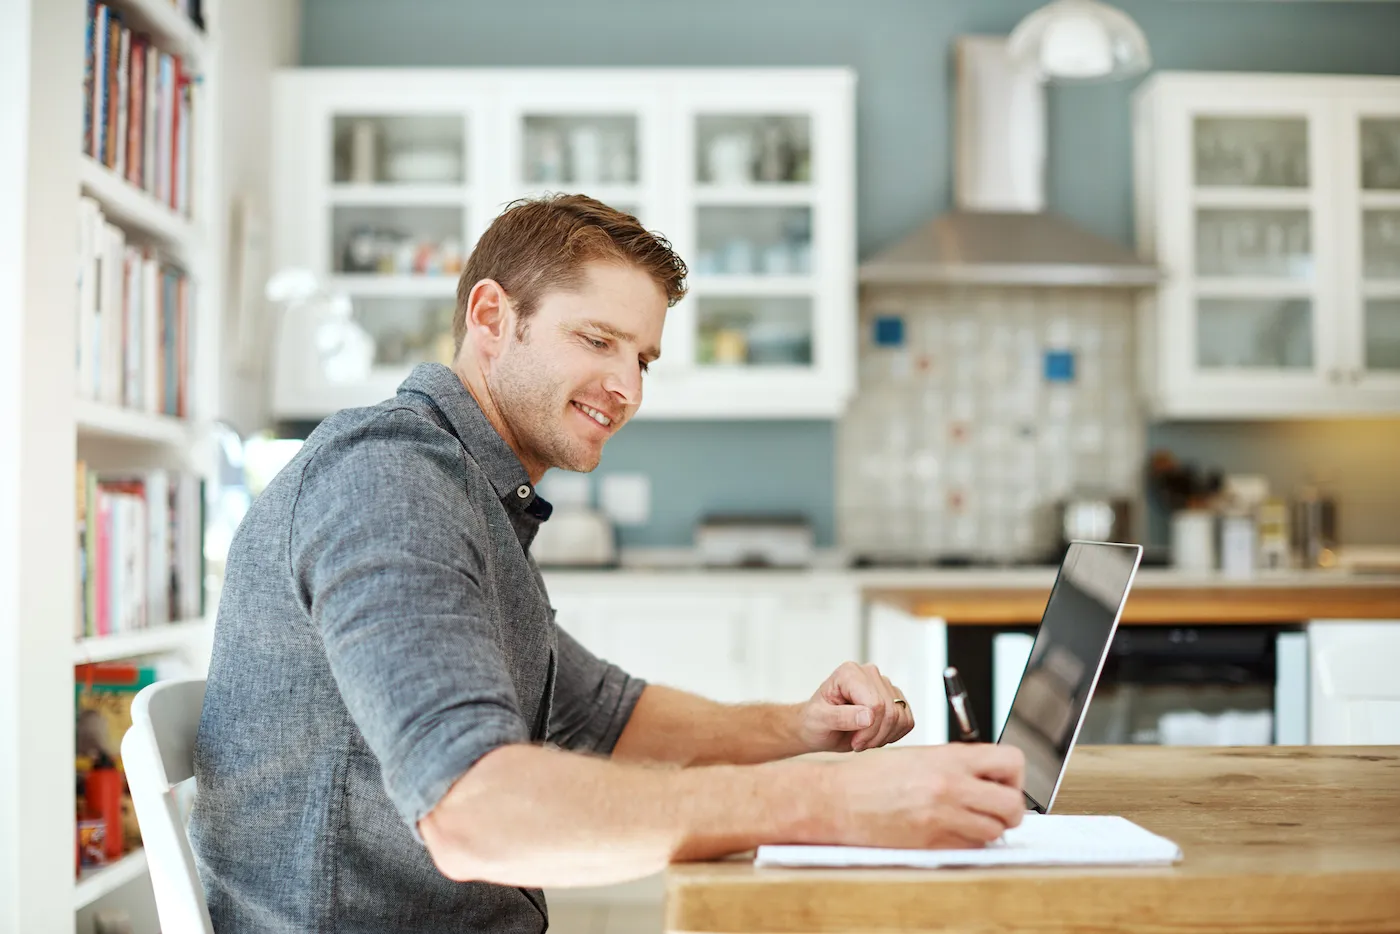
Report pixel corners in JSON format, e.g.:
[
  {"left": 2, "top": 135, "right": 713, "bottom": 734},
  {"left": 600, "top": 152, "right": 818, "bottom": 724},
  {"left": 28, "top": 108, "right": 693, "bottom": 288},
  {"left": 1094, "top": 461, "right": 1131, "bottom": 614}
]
[{"left": 192, "top": 194, "right": 1025, "bottom": 933}]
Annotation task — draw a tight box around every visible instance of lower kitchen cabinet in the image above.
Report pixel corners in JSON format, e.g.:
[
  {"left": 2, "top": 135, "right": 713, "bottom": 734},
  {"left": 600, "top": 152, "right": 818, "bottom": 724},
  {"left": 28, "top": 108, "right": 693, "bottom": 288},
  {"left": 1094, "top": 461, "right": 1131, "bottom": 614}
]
[
  {"left": 1308, "top": 619, "right": 1400, "bottom": 744},
  {"left": 541, "top": 575, "right": 862, "bottom": 928},
  {"left": 546, "top": 578, "right": 862, "bottom": 706}
]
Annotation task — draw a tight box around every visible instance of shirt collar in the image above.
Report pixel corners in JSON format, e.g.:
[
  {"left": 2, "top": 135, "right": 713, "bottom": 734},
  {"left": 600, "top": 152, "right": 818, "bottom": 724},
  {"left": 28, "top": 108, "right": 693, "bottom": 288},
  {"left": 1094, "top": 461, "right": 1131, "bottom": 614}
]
[{"left": 397, "top": 363, "right": 553, "bottom": 521}]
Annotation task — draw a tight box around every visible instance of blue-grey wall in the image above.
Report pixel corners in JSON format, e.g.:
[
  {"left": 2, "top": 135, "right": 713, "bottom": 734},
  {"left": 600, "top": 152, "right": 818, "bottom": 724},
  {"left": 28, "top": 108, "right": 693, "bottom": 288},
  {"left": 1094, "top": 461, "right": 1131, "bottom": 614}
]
[{"left": 302, "top": 0, "right": 1400, "bottom": 547}]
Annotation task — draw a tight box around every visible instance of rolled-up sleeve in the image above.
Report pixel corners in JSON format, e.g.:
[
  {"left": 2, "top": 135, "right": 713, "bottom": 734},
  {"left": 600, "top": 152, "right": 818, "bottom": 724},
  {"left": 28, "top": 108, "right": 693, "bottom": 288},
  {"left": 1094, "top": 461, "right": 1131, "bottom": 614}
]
[
  {"left": 545, "top": 623, "right": 646, "bottom": 755},
  {"left": 290, "top": 409, "right": 529, "bottom": 833}
]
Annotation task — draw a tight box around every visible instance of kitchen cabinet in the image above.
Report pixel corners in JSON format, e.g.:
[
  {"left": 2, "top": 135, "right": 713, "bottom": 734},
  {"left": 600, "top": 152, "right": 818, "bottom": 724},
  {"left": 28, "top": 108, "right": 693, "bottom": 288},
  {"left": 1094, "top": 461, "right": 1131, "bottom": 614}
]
[
  {"left": 1308, "top": 619, "right": 1400, "bottom": 744},
  {"left": 545, "top": 575, "right": 862, "bottom": 706},
  {"left": 1134, "top": 73, "right": 1400, "bottom": 417},
  {"left": 270, "top": 69, "right": 856, "bottom": 420}
]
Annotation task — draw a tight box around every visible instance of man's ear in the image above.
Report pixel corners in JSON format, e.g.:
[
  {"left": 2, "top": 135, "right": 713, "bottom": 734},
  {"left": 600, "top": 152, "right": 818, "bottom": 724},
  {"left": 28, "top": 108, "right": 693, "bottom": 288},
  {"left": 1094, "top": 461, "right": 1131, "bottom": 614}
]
[{"left": 464, "top": 278, "right": 512, "bottom": 365}]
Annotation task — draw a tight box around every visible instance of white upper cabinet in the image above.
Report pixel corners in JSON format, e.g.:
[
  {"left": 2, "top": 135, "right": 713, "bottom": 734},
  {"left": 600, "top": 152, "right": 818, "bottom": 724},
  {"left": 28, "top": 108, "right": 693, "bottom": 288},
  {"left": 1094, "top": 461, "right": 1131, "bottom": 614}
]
[
  {"left": 1338, "top": 91, "right": 1400, "bottom": 398},
  {"left": 270, "top": 69, "right": 856, "bottom": 421},
  {"left": 1134, "top": 73, "right": 1400, "bottom": 418}
]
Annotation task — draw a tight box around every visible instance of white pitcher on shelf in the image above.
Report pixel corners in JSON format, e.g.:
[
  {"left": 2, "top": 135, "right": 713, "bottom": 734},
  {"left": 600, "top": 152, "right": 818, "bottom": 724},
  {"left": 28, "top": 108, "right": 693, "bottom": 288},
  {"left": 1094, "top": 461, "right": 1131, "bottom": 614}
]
[{"left": 267, "top": 268, "right": 375, "bottom": 390}]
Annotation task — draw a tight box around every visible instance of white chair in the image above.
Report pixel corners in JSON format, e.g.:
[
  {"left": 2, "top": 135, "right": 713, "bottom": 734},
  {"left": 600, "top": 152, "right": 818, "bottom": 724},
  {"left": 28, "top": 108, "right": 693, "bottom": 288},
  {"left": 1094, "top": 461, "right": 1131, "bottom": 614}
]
[{"left": 121, "top": 677, "right": 215, "bottom": 934}]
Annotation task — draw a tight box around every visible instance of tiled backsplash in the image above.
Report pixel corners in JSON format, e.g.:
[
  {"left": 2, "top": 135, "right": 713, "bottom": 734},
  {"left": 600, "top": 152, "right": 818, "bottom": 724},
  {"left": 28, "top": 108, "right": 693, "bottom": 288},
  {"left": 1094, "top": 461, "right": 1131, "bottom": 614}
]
[{"left": 837, "top": 286, "right": 1144, "bottom": 562}]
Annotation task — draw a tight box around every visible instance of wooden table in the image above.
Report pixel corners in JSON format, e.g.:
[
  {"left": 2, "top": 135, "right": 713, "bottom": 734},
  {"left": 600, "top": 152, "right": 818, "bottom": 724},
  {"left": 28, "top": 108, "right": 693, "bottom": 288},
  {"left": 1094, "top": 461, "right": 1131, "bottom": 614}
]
[{"left": 665, "top": 746, "right": 1400, "bottom": 933}]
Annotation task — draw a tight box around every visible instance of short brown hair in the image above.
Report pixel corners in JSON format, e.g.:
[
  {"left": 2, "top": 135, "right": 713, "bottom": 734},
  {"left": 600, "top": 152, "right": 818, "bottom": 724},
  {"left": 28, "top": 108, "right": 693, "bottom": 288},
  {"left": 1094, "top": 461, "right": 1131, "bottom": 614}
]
[{"left": 454, "top": 194, "right": 688, "bottom": 350}]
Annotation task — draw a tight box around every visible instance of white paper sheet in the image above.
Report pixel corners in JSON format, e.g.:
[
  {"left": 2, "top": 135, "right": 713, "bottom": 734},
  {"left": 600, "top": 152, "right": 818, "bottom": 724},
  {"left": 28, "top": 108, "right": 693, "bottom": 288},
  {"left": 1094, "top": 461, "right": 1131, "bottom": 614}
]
[{"left": 755, "top": 814, "right": 1182, "bottom": 869}]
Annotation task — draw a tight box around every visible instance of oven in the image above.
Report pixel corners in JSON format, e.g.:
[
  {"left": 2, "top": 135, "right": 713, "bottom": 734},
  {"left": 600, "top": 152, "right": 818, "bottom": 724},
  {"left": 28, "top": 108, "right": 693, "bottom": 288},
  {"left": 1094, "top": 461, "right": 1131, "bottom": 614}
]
[{"left": 947, "top": 624, "right": 1309, "bottom": 746}]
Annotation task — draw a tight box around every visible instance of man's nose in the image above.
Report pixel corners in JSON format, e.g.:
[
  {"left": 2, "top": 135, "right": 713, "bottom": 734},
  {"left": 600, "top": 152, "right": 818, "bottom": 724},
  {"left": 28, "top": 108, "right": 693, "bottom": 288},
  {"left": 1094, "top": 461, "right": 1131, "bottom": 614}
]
[{"left": 602, "top": 359, "right": 643, "bottom": 408}]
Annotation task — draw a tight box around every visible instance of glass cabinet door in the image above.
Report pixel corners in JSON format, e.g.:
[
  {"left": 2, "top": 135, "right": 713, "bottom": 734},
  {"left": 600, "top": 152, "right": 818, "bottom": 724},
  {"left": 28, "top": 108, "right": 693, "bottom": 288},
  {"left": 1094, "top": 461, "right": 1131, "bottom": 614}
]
[
  {"left": 1187, "top": 110, "right": 1330, "bottom": 379},
  {"left": 498, "top": 83, "right": 664, "bottom": 225},
  {"left": 324, "top": 111, "right": 470, "bottom": 379},
  {"left": 682, "top": 111, "right": 819, "bottom": 376},
  {"left": 1358, "top": 116, "right": 1400, "bottom": 376}
]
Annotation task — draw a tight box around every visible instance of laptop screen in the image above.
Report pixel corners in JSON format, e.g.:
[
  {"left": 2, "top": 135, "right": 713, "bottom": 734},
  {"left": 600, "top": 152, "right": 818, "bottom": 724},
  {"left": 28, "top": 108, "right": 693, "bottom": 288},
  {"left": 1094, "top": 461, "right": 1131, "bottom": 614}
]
[{"left": 997, "top": 541, "right": 1142, "bottom": 813}]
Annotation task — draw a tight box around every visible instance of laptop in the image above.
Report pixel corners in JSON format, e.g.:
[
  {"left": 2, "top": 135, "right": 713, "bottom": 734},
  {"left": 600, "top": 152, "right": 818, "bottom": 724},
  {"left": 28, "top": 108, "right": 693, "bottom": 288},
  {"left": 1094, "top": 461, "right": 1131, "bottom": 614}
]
[{"left": 996, "top": 540, "right": 1143, "bottom": 814}]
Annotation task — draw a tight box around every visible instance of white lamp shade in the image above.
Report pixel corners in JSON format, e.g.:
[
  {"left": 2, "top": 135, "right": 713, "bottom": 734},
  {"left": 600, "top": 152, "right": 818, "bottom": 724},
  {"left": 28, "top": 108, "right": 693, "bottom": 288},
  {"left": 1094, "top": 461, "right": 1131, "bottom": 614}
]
[{"left": 1008, "top": 0, "right": 1151, "bottom": 83}]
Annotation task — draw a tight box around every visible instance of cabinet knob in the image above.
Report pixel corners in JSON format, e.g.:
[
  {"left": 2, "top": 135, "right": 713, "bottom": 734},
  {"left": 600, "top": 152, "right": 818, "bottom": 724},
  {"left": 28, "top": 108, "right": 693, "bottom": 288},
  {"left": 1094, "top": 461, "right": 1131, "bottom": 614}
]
[
  {"left": 1350, "top": 369, "right": 1363, "bottom": 384},
  {"left": 1328, "top": 368, "right": 1342, "bottom": 384}
]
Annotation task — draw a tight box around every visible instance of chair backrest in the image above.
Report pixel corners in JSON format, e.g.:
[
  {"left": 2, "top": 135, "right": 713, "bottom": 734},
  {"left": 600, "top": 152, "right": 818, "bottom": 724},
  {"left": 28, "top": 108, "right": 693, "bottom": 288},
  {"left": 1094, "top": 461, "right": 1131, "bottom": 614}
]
[{"left": 121, "top": 677, "right": 214, "bottom": 934}]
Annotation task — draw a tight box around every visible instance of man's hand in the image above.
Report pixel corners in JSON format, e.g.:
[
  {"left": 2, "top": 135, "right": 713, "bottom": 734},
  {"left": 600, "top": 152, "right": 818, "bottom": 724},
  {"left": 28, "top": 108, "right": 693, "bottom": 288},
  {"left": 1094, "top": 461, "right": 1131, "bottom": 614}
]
[
  {"left": 821, "top": 743, "right": 1027, "bottom": 848},
  {"left": 796, "top": 661, "right": 915, "bottom": 753}
]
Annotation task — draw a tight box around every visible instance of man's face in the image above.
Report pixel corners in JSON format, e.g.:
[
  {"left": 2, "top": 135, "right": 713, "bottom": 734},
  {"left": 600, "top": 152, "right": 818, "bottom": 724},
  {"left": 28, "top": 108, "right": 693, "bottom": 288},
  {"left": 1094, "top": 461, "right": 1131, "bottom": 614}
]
[{"left": 486, "top": 261, "right": 666, "bottom": 474}]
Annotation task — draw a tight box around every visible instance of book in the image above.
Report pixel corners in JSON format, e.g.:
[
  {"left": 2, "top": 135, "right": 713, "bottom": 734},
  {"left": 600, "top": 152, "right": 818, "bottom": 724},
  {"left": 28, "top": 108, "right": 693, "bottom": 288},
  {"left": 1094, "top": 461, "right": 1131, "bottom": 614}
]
[
  {"left": 82, "top": 0, "right": 97, "bottom": 158},
  {"left": 754, "top": 814, "right": 1183, "bottom": 869},
  {"left": 75, "top": 469, "right": 203, "bottom": 638},
  {"left": 74, "top": 199, "right": 191, "bottom": 408},
  {"left": 91, "top": 3, "right": 109, "bottom": 162},
  {"left": 79, "top": 4, "right": 197, "bottom": 215}
]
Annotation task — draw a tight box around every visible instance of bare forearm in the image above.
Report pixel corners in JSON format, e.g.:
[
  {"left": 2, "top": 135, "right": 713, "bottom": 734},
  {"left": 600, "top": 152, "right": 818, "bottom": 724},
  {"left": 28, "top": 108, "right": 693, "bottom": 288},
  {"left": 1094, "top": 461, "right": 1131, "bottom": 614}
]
[
  {"left": 418, "top": 743, "right": 825, "bottom": 888},
  {"left": 612, "top": 684, "right": 807, "bottom": 766}
]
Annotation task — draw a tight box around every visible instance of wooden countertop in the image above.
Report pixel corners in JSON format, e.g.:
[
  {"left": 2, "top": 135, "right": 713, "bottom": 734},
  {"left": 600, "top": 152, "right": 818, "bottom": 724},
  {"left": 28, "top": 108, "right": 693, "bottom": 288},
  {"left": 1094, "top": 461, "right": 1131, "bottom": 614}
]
[
  {"left": 869, "top": 579, "right": 1400, "bottom": 624},
  {"left": 665, "top": 745, "right": 1400, "bottom": 934}
]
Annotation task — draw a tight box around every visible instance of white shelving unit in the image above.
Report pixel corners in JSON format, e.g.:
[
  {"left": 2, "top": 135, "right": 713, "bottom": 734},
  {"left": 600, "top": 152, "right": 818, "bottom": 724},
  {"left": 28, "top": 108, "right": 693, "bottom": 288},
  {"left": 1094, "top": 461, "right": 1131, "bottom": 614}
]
[
  {"left": 75, "top": 850, "right": 150, "bottom": 910},
  {"left": 3, "top": 1, "right": 222, "bottom": 931},
  {"left": 74, "top": 617, "right": 212, "bottom": 665},
  {"left": 271, "top": 68, "right": 856, "bottom": 420},
  {"left": 77, "top": 156, "right": 198, "bottom": 251},
  {"left": 75, "top": 400, "right": 195, "bottom": 445}
]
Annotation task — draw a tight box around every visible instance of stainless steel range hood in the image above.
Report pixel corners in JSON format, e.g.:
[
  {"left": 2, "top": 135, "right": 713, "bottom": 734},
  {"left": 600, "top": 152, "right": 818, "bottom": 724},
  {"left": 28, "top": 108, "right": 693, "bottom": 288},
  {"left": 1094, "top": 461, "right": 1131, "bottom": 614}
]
[{"left": 859, "top": 36, "right": 1159, "bottom": 288}]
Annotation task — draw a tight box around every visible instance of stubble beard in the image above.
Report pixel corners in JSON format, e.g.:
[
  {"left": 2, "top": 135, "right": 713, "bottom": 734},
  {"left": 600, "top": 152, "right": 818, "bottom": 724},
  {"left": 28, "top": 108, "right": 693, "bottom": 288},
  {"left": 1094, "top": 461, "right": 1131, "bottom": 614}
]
[{"left": 488, "top": 343, "right": 604, "bottom": 474}]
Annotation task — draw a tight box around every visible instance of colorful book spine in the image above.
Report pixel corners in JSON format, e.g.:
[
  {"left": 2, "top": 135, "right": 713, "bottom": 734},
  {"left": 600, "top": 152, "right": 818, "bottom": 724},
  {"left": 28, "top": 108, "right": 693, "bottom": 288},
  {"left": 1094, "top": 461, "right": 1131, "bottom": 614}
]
[
  {"left": 90, "top": 4, "right": 108, "bottom": 162},
  {"left": 77, "top": 470, "right": 204, "bottom": 638},
  {"left": 80, "top": 4, "right": 196, "bottom": 218}
]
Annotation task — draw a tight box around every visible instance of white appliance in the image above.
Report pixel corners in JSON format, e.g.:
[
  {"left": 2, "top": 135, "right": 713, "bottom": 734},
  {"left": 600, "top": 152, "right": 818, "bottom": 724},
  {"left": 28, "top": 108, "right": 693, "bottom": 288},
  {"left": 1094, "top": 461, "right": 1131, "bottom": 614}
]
[
  {"left": 530, "top": 505, "right": 618, "bottom": 568},
  {"left": 992, "top": 628, "right": 1310, "bottom": 746}
]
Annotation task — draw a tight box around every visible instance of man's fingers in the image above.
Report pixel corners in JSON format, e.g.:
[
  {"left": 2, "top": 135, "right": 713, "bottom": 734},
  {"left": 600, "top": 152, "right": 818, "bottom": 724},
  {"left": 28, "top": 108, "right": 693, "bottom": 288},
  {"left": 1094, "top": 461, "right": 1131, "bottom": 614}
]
[
  {"left": 937, "top": 808, "right": 1006, "bottom": 847},
  {"left": 837, "top": 663, "right": 887, "bottom": 751},
  {"left": 873, "top": 674, "right": 907, "bottom": 750},
  {"left": 958, "top": 777, "right": 1026, "bottom": 831},
  {"left": 962, "top": 743, "right": 1026, "bottom": 790},
  {"left": 820, "top": 703, "right": 874, "bottom": 732},
  {"left": 830, "top": 661, "right": 884, "bottom": 708}
]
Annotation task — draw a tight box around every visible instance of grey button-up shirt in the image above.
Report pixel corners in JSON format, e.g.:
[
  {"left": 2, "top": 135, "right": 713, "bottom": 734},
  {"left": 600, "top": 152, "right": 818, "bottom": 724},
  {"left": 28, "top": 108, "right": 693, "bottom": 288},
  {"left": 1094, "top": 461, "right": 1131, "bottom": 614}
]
[{"left": 191, "top": 363, "right": 646, "bottom": 933}]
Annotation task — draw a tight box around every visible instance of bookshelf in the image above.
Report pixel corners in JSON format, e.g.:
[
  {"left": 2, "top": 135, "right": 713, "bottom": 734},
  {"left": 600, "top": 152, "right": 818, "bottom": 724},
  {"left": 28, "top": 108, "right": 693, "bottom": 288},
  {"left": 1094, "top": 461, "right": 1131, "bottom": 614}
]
[
  {"left": 75, "top": 850, "right": 149, "bottom": 910},
  {"left": 3, "top": 1, "right": 221, "bottom": 931},
  {"left": 74, "top": 617, "right": 212, "bottom": 665},
  {"left": 75, "top": 400, "right": 194, "bottom": 445},
  {"left": 77, "top": 156, "right": 198, "bottom": 250}
]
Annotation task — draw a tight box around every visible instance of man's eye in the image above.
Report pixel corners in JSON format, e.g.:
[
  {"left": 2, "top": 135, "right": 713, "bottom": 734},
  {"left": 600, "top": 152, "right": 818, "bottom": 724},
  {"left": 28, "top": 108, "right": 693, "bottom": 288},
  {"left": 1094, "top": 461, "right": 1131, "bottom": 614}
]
[
  {"left": 639, "top": 360, "right": 650, "bottom": 375},
  {"left": 587, "top": 337, "right": 608, "bottom": 350}
]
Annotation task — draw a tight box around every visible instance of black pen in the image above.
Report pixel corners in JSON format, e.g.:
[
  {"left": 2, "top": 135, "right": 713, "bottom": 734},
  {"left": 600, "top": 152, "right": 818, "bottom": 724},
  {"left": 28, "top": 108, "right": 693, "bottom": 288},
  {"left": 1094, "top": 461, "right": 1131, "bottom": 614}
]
[{"left": 942, "top": 666, "right": 981, "bottom": 742}]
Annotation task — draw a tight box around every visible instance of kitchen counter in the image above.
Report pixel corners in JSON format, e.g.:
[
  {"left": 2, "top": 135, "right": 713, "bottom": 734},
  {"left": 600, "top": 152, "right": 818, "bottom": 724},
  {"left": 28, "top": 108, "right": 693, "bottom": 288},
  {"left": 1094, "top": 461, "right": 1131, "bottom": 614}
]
[
  {"left": 861, "top": 568, "right": 1400, "bottom": 624},
  {"left": 541, "top": 562, "right": 1400, "bottom": 624},
  {"left": 664, "top": 746, "right": 1400, "bottom": 934}
]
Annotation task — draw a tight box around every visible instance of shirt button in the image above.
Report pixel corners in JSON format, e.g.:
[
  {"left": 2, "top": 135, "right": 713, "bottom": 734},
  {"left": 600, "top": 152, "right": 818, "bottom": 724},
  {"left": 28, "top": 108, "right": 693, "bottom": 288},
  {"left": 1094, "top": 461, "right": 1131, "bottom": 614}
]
[{"left": 516, "top": 484, "right": 531, "bottom": 499}]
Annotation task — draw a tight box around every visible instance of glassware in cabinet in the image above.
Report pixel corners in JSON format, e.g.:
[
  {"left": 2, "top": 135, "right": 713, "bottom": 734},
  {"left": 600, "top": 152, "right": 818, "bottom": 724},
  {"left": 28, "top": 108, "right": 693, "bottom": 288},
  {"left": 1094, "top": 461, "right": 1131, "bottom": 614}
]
[
  {"left": 692, "top": 206, "right": 812, "bottom": 277},
  {"left": 1194, "top": 297, "right": 1313, "bottom": 370},
  {"left": 331, "top": 114, "right": 467, "bottom": 186},
  {"left": 331, "top": 205, "right": 465, "bottom": 278},
  {"left": 695, "top": 114, "right": 812, "bottom": 185},
  {"left": 1193, "top": 116, "right": 1309, "bottom": 189},
  {"left": 694, "top": 296, "right": 813, "bottom": 368},
  {"left": 521, "top": 114, "right": 639, "bottom": 186},
  {"left": 1195, "top": 208, "right": 1312, "bottom": 280}
]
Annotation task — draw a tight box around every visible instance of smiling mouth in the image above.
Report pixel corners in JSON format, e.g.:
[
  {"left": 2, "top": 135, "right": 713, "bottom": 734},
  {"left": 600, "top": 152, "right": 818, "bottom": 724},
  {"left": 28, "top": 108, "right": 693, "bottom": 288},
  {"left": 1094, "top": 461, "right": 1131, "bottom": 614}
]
[{"left": 572, "top": 401, "right": 615, "bottom": 429}]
